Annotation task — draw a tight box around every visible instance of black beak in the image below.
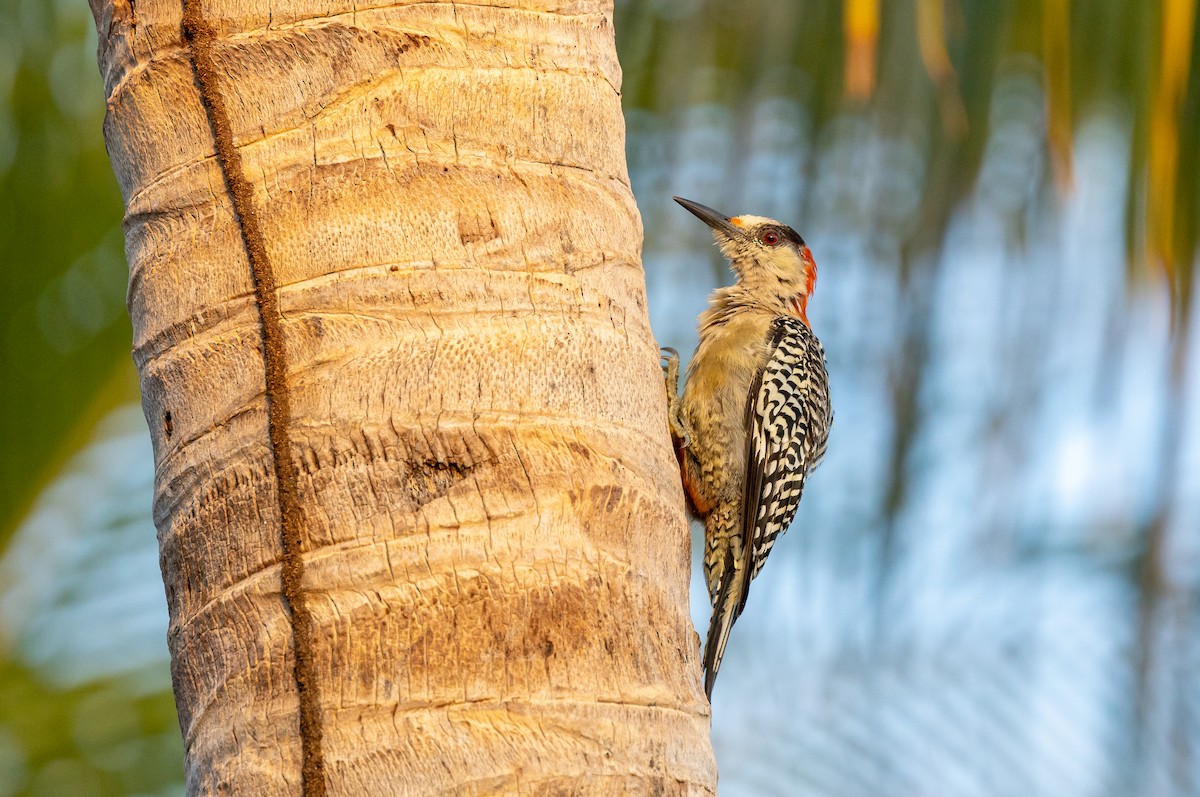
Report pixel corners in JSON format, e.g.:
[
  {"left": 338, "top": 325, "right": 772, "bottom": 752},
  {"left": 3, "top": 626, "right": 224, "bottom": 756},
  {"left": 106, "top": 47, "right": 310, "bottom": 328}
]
[{"left": 673, "top": 196, "right": 744, "bottom": 239}]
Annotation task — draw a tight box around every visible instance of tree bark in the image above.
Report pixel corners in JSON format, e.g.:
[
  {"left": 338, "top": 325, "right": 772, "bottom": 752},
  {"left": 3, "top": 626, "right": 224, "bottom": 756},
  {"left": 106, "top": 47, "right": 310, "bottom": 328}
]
[{"left": 90, "top": 0, "right": 717, "bottom": 793}]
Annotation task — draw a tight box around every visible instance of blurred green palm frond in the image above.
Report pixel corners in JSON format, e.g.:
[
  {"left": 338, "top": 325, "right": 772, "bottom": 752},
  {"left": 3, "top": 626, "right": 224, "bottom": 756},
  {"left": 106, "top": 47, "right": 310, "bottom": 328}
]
[{"left": 0, "top": 0, "right": 133, "bottom": 544}]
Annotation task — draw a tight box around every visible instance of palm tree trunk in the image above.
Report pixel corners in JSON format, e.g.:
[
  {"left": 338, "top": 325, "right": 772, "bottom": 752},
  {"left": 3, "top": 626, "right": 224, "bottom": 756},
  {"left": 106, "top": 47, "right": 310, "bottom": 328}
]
[{"left": 90, "top": 0, "right": 716, "bottom": 793}]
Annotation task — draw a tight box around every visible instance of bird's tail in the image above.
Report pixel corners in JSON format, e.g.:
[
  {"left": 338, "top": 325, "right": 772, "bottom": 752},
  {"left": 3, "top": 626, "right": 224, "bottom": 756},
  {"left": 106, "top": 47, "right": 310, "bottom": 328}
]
[{"left": 702, "top": 547, "right": 748, "bottom": 699}]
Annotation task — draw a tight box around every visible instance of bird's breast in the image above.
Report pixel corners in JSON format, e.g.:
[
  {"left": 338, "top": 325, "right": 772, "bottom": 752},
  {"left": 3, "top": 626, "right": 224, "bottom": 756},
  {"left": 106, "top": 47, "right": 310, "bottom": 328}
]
[{"left": 680, "top": 315, "right": 776, "bottom": 499}]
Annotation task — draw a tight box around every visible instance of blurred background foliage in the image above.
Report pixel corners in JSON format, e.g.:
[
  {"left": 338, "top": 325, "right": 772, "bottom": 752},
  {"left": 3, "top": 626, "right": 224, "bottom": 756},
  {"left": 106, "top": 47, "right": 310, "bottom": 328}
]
[{"left": 0, "top": 0, "right": 1196, "bottom": 794}]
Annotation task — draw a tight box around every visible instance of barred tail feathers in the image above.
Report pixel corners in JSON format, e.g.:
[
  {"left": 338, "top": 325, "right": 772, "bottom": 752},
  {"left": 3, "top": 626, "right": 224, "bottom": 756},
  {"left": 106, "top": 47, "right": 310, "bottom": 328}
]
[{"left": 702, "top": 546, "right": 748, "bottom": 699}]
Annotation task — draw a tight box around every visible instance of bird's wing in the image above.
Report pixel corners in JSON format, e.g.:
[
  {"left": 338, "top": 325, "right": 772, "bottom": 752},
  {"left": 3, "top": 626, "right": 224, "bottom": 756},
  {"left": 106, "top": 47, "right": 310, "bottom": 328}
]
[
  {"left": 734, "top": 317, "right": 824, "bottom": 616},
  {"left": 703, "top": 316, "right": 830, "bottom": 697}
]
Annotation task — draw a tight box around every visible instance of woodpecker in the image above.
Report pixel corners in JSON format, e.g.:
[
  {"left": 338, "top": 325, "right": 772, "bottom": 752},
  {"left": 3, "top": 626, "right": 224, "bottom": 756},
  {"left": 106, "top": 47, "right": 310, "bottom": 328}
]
[{"left": 663, "top": 196, "right": 832, "bottom": 699}]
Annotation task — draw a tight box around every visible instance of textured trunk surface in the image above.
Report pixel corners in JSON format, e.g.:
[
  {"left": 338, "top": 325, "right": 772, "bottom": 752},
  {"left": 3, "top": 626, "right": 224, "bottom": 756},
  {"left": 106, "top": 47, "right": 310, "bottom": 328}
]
[{"left": 91, "top": 0, "right": 716, "bottom": 793}]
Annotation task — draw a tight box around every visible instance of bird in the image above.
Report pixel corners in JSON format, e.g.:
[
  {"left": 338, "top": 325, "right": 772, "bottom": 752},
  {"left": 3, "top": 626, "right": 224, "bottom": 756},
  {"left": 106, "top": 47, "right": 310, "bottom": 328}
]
[{"left": 662, "top": 196, "right": 832, "bottom": 699}]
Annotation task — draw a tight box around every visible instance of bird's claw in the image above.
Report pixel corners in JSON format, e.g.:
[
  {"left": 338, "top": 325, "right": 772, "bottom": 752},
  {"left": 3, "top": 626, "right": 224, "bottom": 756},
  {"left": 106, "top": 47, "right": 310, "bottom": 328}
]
[{"left": 660, "top": 346, "right": 692, "bottom": 448}]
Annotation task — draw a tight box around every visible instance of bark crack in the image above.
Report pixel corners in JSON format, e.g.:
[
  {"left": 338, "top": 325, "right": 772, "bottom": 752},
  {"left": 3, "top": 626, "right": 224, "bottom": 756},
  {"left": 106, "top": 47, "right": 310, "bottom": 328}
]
[{"left": 180, "top": 3, "right": 327, "bottom": 795}]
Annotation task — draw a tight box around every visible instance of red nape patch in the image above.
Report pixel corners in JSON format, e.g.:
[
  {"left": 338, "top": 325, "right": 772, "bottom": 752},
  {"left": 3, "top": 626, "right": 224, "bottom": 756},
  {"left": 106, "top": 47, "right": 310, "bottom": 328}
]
[{"left": 794, "top": 245, "right": 818, "bottom": 327}]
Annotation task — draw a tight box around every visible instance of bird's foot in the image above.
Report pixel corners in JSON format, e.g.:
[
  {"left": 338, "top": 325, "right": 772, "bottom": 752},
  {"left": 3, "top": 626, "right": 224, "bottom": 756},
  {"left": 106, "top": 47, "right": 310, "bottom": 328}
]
[{"left": 660, "top": 346, "right": 692, "bottom": 449}]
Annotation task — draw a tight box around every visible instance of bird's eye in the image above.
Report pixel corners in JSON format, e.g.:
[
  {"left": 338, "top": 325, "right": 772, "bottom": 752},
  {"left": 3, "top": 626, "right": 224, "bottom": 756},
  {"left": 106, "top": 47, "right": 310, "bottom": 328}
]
[{"left": 759, "top": 229, "right": 782, "bottom": 246}]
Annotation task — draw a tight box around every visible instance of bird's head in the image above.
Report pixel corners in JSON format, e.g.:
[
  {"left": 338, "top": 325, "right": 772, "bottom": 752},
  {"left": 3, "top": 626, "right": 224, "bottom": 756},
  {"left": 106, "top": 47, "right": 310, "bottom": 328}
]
[{"left": 674, "top": 196, "right": 817, "bottom": 325}]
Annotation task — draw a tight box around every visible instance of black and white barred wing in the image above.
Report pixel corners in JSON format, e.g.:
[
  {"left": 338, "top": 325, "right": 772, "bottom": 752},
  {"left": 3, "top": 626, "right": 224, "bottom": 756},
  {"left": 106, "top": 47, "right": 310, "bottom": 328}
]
[{"left": 734, "top": 317, "right": 830, "bottom": 616}]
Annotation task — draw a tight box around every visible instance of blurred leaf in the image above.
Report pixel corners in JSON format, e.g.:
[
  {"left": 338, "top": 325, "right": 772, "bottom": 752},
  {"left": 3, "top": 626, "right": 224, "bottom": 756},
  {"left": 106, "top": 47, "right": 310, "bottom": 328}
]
[
  {"left": 0, "top": 0, "right": 132, "bottom": 543},
  {"left": 0, "top": 657, "right": 182, "bottom": 797},
  {"left": 916, "top": 0, "right": 968, "bottom": 136},
  {"left": 1, "top": 363, "right": 140, "bottom": 551},
  {"left": 1147, "top": 0, "right": 1197, "bottom": 317},
  {"left": 844, "top": 0, "right": 880, "bottom": 101},
  {"left": 1042, "top": 0, "right": 1074, "bottom": 190}
]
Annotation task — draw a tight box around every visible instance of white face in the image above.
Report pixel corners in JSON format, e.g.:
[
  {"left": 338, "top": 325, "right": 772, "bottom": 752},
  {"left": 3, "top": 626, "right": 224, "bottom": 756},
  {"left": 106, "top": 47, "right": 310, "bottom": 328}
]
[
  {"left": 673, "top": 197, "right": 817, "bottom": 314},
  {"left": 715, "top": 215, "right": 817, "bottom": 301}
]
